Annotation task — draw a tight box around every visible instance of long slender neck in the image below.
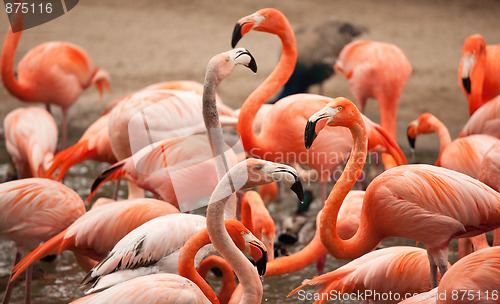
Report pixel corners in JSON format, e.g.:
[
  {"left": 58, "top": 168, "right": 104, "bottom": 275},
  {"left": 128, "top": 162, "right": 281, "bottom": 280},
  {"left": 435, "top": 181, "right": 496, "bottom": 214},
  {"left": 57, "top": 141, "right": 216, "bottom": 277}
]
[
  {"left": 236, "top": 26, "right": 297, "bottom": 156},
  {"left": 468, "top": 50, "right": 486, "bottom": 115},
  {"left": 207, "top": 193, "right": 262, "bottom": 303},
  {"left": 320, "top": 120, "right": 380, "bottom": 259},
  {"left": 197, "top": 256, "right": 236, "bottom": 304},
  {"left": 178, "top": 229, "right": 220, "bottom": 304},
  {"left": 427, "top": 117, "right": 451, "bottom": 166},
  {"left": 1, "top": 28, "right": 31, "bottom": 101}
]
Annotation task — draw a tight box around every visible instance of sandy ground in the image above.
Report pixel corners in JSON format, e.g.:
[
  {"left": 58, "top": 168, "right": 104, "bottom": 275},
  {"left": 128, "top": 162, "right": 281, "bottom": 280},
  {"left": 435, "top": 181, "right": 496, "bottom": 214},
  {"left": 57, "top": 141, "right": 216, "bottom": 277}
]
[{"left": 0, "top": 0, "right": 500, "bottom": 150}]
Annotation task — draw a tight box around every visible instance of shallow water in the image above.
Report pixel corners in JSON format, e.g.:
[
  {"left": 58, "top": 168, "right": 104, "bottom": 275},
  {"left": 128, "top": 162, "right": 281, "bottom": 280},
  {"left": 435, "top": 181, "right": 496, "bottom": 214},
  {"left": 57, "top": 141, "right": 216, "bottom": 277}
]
[{"left": 0, "top": 145, "right": 460, "bottom": 303}]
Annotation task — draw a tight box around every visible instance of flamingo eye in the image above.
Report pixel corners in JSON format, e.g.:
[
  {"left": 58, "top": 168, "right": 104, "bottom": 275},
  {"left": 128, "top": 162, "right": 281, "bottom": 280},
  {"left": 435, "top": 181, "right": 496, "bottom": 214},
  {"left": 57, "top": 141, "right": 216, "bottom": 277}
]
[
  {"left": 255, "top": 165, "right": 263, "bottom": 170},
  {"left": 226, "top": 56, "right": 230, "bottom": 62},
  {"left": 338, "top": 106, "right": 343, "bottom": 111}
]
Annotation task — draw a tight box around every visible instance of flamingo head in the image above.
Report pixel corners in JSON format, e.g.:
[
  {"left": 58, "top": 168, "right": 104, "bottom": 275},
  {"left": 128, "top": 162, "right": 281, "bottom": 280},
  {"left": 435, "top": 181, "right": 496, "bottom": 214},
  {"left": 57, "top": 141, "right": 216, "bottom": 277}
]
[
  {"left": 225, "top": 220, "right": 268, "bottom": 276},
  {"left": 460, "top": 34, "right": 486, "bottom": 94},
  {"left": 304, "top": 97, "right": 360, "bottom": 149},
  {"left": 406, "top": 113, "right": 439, "bottom": 149},
  {"left": 208, "top": 48, "right": 257, "bottom": 85},
  {"left": 232, "top": 8, "right": 289, "bottom": 47}
]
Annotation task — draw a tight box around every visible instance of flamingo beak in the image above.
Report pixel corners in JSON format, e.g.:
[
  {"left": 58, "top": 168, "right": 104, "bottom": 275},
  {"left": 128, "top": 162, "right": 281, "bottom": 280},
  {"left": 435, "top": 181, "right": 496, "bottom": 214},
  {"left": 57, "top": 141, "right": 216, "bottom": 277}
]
[
  {"left": 461, "top": 55, "right": 474, "bottom": 95},
  {"left": 232, "top": 23, "right": 244, "bottom": 48},
  {"left": 462, "top": 77, "right": 471, "bottom": 94},
  {"left": 305, "top": 109, "right": 332, "bottom": 149},
  {"left": 249, "top": 240, "right": 268, "bottom": 276},
  {"left": 407, "top": 127, "right": 416, "bottom": 149},
  {"left": 291, "top": 177, "right": 304, "bottom": 202},
  {"left": 407, "top": 121, "right": 418, "bottom": 150},
  {"left": 235, "top": 49, "right": 257, "bottom": 73}
]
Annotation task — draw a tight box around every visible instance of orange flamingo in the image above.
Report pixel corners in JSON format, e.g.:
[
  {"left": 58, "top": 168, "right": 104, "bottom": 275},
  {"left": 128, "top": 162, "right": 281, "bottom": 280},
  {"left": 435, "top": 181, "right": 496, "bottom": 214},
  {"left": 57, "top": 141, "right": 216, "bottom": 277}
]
[
  {"left": 1, "top": 20, "right": 111, "bottom": 149},
  {"left": 304, "top": 97, "right": 500, "bottom": 288},
  {"left": 435, "top": 247, "right": 500, "bottom": 304},
  {"left": 458, "top": 34, "right": 500, "bottom": 115},
  {"left": 10, "top": 198, "right": 179, "bottom": 280},
  {"left": 232, "top": 8, "right": 407, "bottom": 203},
  {"left": 240, "top": 190, "right": 276, "bottom": 260},
  {"left": 3, "top": 107, "right": 58, "bottom": 179},
  {"left": 70, "top": 221, "right": 266, "bottom": 304},
  {"left": 335, "top": 40, "right": 412, "bottom": 141},
  {"left": 407, "top": 113, "right": 498, "bottom": 178},
  {"left": 458, "top": 95, "right": 500, "bottom": 138},
  {"left": 197, "top": 256, "right": 236, "bottom": 304},
  {"left": 0, "top": 178, "right": 86, "bottom": 304},
  {"left": 289, "top": 246, "right": 445, "bottom": 304},
  {"left": 45, "top": 113, "right": 116, "bottom": 181}
]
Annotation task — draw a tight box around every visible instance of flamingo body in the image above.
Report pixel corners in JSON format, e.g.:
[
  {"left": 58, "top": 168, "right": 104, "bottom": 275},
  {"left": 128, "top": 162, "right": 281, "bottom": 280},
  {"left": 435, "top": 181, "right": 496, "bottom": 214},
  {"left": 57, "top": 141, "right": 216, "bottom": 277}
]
[
  {"left": 3, "top": 107, "right": 58, "bottom": 178},
  {"left": 459, "top": 95, "right": 500, "bottom": 138}
]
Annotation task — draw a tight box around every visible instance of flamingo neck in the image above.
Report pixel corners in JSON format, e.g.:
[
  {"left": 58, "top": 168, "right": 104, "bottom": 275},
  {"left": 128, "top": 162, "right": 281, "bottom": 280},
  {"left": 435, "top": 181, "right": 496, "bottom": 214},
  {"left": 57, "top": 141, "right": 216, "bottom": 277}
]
[
  {"left": 240, "top": 195, "right": 254, "bottom": 233},
  {"left": 320, "top": 120, "right": 379, "bottom": 259},
  {"left": 197, "top": 256, "right": 236, "bottom": 304},
  {"left": 206, "top": 193, "right": 262, "bottom": 303},
  {"left": 428, "top": 117, "right": 451, "bottom": 166},
  {"left": 236, "top": 26, "right": 297, "bottom": 156},
  {"left": 1, "top": 29, "right": 31, "bottom": 101},
  {"left": 178, "top": 229, "right": 220, "bottom": 304},
  {"left": 468, "top": 50, "right": 486, "bottom": 115}
]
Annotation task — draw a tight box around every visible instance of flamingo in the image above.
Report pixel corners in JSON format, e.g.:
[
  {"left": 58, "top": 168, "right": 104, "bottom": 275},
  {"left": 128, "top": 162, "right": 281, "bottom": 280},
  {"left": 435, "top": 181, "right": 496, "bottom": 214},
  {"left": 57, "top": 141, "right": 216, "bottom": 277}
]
[
  {"left": 1, "top": 19, "right": 111, "bottom": 149},
  {"left": 435, "top": 246, "right": 500, "bottom": 304},
  {"left": 0, "top": 178, "right": 86, "bottom": 304},
  {"left": 197, "top": 256, "right": 236, "bottom": 304},
  {"left": 289, "top": 247, "right": 445, "bottom": 304},
  {"left": 479, "top": 141, "right": 500, "bottom": 193},
  {"left": 82, "top": 158, "right": 302, "bottom": 294},
  {"left": 9, "top": 198, "right": 179, "bottom": 280},
  {"left": 3, "top": 107, "right": 58, "bottom": 179},
  {"left": 458, "top": 95, "right": 500, "bottom": 138},
  {"left": 70, "top": 220, "right": 267, "bottom": 304},
  {"left": 45, "top": 113, "right": 116, "bottom": 181},
  {"left": 335, "top": 40, "right": 412, "bottom": 142},
  {"left": 407, "top": 112, "right": 498, "bottom": 178},
  {"left": 304, "top": 97, "right": 500, "bottom": 288},
  {"left": 240, "top": 190, "right": 276, "bottom": 260},
  {"left": 232, "top": 8, "right": 407, "bottom": 203},
  {"left": 458, "top": 34, "right": 500, "bottom": 115}
]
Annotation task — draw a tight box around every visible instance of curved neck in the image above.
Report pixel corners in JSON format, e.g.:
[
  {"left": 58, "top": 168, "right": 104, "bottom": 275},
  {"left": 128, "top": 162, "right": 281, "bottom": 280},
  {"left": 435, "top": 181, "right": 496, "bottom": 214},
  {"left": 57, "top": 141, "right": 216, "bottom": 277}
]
[
  {"left": 197, "top": 256, "right": 236, "bottom": 304},
  {"left": 236, "top": 26, "right": 297, "bottom": 156},
  {"left": 207, "top": 197, "right": 262, "bottom": 303},
  {"left": 426, "top": 117, "right": 451, "bottom": 166},
  {"left": 320, "top": 120, "right": 380, "bottom": 259},
  {"left": 240, "top": 195, "right": 254, "bottom": 234},
  {"left": 1, "top": 28, "right": 31, "bottom": 101},
  {"left": 468, "top": 51, "right": 486, "bottom": 115},
  {"left": 178, "top": 229, "right": 220, "bottom": 304}
]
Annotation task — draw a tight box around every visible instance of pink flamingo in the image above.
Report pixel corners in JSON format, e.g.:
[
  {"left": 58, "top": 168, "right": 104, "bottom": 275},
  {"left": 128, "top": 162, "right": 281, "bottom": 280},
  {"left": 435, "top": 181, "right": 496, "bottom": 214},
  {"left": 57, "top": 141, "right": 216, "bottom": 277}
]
[
  {"left": 407, "top": 112, "right": 498, "bottom": 178},
  {"left": 289, "top": 246, "right": 446, "bottom": 304},
  {"left": 3, "top": 107, "right": 58, "bottom": 179},
  {"left": 232, "top": 8, "right": 407, "bottom": 203},
  {"left": 0, "top": 178, "right": 86, "bottom": 304},
  {"left": 1, "top": 20, "right": 111, "bottom": 148},
  {"left": 458, "top": 34, "right": 500, "bottom": 115},
  {"left": 45, "top": 113, "right": 116, "bottom": 181},
  {"left": 458, "top": 95, "right": 500, "bottom": 138},
  {"left": 335, "top": 40, "right": 412, "bottom": 141},
  {"left": 304, "top": 97, "right": 500, "bottom": 288},
  {"left": 10, "top": 198, "right": 179, "bottom": 280}
]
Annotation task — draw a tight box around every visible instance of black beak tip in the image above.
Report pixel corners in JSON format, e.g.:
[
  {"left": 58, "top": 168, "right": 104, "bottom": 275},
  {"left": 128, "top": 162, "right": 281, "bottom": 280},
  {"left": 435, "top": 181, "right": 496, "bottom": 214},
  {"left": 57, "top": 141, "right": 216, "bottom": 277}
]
[
  {"left": 304, "top": 120, "right": 318, "bottom": 150},
  {"left": 232, "top": 23, "right": 243, "bottom": 48},
  {"left": 407, "top": 127, "right": 416, "bottom": 149},
  {"left": 291, "top": 180, "right": 304, "bottom": 202},
  {"left": 462, "top": 77, "right": 471, "bottom": 94},
  {"left": 256, "top": 251, "right": 267, "bottom": 276},
  {"left": 248, "top": 56, "right": 257, "bottom": 73}
]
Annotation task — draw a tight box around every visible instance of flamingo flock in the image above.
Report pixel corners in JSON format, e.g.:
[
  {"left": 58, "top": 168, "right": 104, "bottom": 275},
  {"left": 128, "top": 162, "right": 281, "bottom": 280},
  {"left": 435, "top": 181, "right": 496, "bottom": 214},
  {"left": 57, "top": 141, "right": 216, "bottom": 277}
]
[{"left": 0, "top": 5, "right": 499, "bottom": 304}]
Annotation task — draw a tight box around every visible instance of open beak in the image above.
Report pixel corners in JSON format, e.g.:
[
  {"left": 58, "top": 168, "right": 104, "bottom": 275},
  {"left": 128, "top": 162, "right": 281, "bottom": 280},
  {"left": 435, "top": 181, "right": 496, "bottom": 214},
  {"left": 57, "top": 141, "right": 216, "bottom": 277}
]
[
  {"left": 249, "top": 240, "right": 268, "bottom": 276},
  {"left": 236, "top": 49, "right": 258, "bottom": 73}
]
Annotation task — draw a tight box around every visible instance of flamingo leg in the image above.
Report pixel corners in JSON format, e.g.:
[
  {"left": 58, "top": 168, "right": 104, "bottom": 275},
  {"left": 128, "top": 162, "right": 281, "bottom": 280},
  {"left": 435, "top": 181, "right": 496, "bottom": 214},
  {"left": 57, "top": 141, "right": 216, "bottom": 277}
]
[
  {"left": 427, "top": 247, "right": 448, "bottom": 288},
  {"left": 24, "top": 265, "right": 32, "bottom": 304},
  {"left": 112, "top": 179, "right": 121, "bottom": 200},
  {"left": 61, "top": 109, "right": 68, "bottom": 150},
  {"left": 2, "top": 250, "right": 21, "bottom": 304}
]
